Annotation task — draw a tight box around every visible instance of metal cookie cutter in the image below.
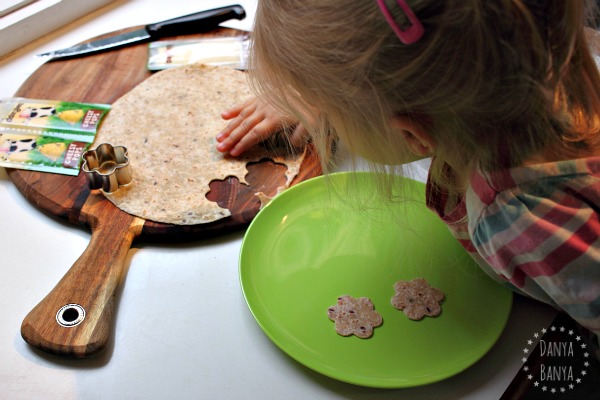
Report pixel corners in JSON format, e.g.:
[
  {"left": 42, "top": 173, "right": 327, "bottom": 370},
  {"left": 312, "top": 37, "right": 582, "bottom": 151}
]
[{"left": 82, "top": 143, "right": 133, "bottom": 193}]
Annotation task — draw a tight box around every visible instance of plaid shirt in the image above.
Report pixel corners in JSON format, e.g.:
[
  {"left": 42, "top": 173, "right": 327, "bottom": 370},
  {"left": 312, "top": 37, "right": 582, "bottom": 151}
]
[{"left": 426, "top": 157, "right": 600, "bottom": 342}]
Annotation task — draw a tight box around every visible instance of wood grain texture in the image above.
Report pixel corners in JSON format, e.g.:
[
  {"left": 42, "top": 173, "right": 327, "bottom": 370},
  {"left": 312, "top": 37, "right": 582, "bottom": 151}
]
[
  {"left": 11, "top": 27, "right": 321, "bottom": 357},
  {"left": 21, "top": 195, "right": 144, "bottom": 357}
]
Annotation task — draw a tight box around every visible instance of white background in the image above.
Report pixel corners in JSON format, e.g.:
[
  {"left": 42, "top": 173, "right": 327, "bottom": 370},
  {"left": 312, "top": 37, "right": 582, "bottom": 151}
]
[{"left": 0, "top": 1, "right": 558, "bottom": 399}]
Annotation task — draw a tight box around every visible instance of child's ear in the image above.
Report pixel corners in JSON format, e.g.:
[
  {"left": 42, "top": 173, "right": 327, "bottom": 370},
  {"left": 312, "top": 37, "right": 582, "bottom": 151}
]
[{"left": 390, "top": 115, "right": 436, "bottom": 157}]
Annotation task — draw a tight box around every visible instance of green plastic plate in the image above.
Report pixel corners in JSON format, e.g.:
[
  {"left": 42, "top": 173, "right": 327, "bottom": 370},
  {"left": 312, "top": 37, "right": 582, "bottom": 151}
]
[{"left": 240, "top": 172, "right": 512, "bottom": 388}]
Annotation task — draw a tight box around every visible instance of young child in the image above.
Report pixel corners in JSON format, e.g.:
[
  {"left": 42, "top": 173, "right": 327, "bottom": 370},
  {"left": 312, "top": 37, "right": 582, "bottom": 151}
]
[{"left": 216, "top": 1, "right": 600, "bottom": 351}]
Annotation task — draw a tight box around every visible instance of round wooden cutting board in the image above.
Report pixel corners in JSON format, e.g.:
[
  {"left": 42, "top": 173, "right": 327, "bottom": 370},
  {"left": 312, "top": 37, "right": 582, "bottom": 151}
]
[{"left": 9, "top": 27, "right": 321, "bottom": 358}]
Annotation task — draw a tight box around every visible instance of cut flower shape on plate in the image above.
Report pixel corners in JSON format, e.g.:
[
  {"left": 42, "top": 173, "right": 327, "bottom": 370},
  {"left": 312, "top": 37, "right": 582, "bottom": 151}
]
[
  {"left": 327, "top": 295, "right": 383, "bottom": 338},
  {"left": 391, "top": 278, "right": 444, "bottom": 320}
]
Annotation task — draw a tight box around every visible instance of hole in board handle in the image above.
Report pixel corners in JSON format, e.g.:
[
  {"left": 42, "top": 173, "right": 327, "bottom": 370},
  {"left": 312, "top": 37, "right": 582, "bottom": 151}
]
[{"left": 56, "top": 304, "right": 86, "bottom": 327}]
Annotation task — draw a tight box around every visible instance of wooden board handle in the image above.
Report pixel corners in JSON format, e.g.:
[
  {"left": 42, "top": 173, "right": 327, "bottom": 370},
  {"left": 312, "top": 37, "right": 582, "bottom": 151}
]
[{"left": 21, "top": 203, "right": 144, "bottom": 358}]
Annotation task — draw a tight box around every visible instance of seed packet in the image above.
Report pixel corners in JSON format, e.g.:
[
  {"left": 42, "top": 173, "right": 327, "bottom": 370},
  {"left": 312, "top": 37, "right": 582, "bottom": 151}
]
[
  {"left": 0, "top": 98, "right": 110, "bottom": 175},
  {"left": 147, "top": 35, "right": 250, "bottom": 71}
]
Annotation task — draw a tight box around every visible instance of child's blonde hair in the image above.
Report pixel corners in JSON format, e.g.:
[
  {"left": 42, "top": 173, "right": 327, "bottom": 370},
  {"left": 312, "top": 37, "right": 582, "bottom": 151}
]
[{"left": 250, "top": 1, "right": 600, "bottom": 191}]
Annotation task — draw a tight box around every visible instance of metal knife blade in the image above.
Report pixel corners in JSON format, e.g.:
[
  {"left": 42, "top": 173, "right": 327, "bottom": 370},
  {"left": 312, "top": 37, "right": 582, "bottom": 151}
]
[{"left": 38, "top": 4, "right": 246, "bottom": 60}]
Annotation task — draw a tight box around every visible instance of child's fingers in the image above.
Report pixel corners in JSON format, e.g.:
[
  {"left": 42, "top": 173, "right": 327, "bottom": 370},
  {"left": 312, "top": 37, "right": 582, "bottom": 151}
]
[
  {"left": 226, "top": 110, "right": 266, "bottom": 142},
  {"left": 217, "top": 96, "right": 307, "bottom": 156},
  {"left": 221, "top": 99, "right": 256, "bottom": 120},
  {"left": 217, "top": 107, "right": 259, "bottom": 143},
  {"left": 216, "top": 113, "right": 268, "bottom": 153},
  {"left": 228, "top": 118, "right": 283, "bottom": 156}
]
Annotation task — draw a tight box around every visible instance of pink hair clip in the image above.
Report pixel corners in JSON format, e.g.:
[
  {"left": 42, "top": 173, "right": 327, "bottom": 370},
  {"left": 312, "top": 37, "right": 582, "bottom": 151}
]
[{"left": 375, "top": 0, "right": 424, "bottom": 45}]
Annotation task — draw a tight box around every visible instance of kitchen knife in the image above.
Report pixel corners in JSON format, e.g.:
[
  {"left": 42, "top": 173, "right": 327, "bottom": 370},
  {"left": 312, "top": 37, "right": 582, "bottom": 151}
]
[{"left": 37, "top": 5, "right": 246, "bottom": 60}]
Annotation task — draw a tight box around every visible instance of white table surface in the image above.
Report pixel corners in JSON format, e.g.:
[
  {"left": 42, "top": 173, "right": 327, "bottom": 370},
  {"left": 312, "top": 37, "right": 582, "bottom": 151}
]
[{"left": 0, "top": 1, "right": 559, "bottom": 399}]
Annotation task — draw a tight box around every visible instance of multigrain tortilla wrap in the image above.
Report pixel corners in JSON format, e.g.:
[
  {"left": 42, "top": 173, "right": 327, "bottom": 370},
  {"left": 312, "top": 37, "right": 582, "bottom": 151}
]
[{"left": 95, "top": 64, "right": 305, "bottom": 225}]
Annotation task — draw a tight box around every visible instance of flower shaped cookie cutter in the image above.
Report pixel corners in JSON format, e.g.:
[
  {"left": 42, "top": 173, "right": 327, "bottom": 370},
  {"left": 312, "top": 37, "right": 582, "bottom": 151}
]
[{"left": 82, "top": 143, "right": 133, "bottom": 193}]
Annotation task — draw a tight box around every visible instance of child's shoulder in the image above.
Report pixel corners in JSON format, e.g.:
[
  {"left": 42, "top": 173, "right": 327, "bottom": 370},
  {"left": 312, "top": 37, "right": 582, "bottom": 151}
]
[{"left": 467, "top": 157, "right": 600, "bottom": 204}]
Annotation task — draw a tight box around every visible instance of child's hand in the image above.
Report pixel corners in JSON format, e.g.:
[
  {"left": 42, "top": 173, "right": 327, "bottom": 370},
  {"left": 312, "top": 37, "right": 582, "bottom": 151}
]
[{"left": 216, "top": 97, "right": 307, "bottom": 156}]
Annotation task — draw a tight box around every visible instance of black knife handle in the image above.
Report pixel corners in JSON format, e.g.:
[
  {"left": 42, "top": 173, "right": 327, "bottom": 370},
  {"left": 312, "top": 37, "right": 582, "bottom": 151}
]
[{"left": 146, "top": 5, "right": 246, "bottom": 38}]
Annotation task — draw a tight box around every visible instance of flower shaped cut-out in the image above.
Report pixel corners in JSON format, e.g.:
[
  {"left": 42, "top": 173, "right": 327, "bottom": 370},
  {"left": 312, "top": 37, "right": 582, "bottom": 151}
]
[
  {"left": 327, "top": 295, "right": 383, "bottom": 338},
  {"left": 391, "top": 278, "right": 444, "bottom": 320}
]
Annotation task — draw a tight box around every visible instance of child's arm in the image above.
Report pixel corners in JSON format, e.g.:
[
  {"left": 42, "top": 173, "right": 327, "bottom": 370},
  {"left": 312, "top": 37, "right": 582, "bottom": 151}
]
[{"left": 216, "top": 97, "right": 308, "bottom": 156}]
